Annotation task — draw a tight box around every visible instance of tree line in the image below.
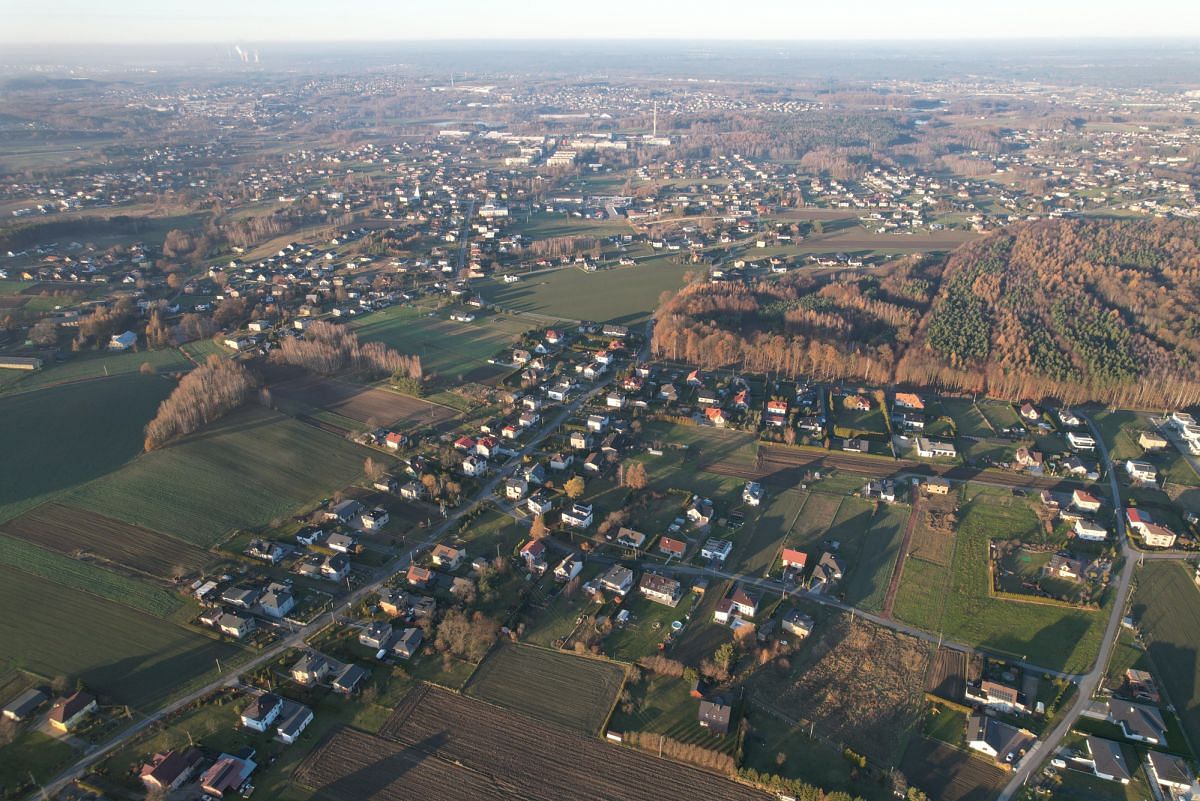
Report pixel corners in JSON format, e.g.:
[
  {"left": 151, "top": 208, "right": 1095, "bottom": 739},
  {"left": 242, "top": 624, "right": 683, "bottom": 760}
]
[
  {"left": 271, "top": 320, "right": 422, "bottom": 381},
  {"left": 144, "top": 356, "right": 256, "bottom": 450}
]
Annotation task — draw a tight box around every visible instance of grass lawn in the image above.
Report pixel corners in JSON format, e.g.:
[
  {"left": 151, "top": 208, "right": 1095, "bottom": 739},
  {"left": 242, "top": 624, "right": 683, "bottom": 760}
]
[
  {"left": 936, "top": 398, "right": 993, "bottom": 439},
  {"left": 477, "top": 255, "right": 695, "bottom": 324},
  {"left": 842, "top": 503, "right": 911, "bottom": 613},
  {"left": 511, "top": 211, "right": 632, "bottom": 240},
  {"left": 64, "top": 406, "right": 370, "bottom": 547},
  {"left": 0, "top": 565, "right": 241, "bottom": 711},
  {"left": 351, "top": 305, "right": 528, "bottom": 383},
  {"left": 1133, "top": 561, "right": 1200, "bottom": 758},
  {"left": 1051, "top": 763, "right": 1153, "bottom": 801},
  {"left": 610, "top": 672, "right": 740, "bottom": 756},
  {"left": 605, "top": 591, "right": 697, "bottom": 663},
  {"left": 728, "top": 488, "right": 807, "bottom": 578},
  {"left": 977, "top": 400, "right": 1020, "bottom": 432},
  {"left": 0, "top": 729, "right": 80, "bottom": 791},
  {"left": 923, "top": 701, "right": 967, "bottom": 747},
  {"left": 2, "top": 347, "right": 191, "bottom": 393},
  {"left": 0, "top": 374, "right": 172, "bottom": 524},
  {"left": 894, "top": 489, "right": 1107, "bottom": 673},
  {"left": 1094, "top": 409, "right": 1200, "bottom": 487}
]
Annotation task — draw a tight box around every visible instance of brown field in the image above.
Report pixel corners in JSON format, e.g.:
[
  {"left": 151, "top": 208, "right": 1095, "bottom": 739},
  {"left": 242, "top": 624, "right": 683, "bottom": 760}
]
[
  {"left": 743, "top": 613, "right": 929, "bottom": 765},
  {"left": 900, "top": 737, "right": 1006, "bottom": 801},
  {"left": 908, "top": 497, "right": 958, "bottom": 565},
  {"left": 296, "top": 684, "right": 768, "bottom": 801},
  {"left": 463, "top": 642, "right": 624, "bottom": 734},
  {"left": 271, "top": 375, "right": 457, "bottom": 428},
  {"left": 0, "top": 503, "right": 212, "bottom": 579},
  {"left": 926, "top": 647, "right": 968, "bottom": 702}
]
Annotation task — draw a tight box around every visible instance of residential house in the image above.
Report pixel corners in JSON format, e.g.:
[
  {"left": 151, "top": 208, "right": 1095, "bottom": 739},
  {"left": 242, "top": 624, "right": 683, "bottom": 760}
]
[
  {"left": 384, "top": 432, "right": 406, "bottom": 451},
  {"left": 218, "top": 612, "right": 255, "bottom": 640},
  {"left": 526, "top": 490, "right": 556, "bottom": 516},
  {"left": 615, "top": 527, "right": 646, "bottom": 549},
  {"left": 553, "top": 553, "right": 583, "bottom": 582},
  {"left": 240, "top": 693, "right": 283, "bottom": 733},
  {"left": 359, "top": 621, "right": 393, "bottom": 650},
  {"left": 49, "top": 691, "right": 97, "bottom": 732},
  {"left": 504, "top": 477, "right": 528, "bottom": 500},
  {"left": 1108, "top": 700, "right": 1167, "bottom": 744},
  {"left": 246, "top": 539, "right": 288, "bottom": 564},
  {"left": 523, "top": 462, "right": 547, "bottom": 485},
  {"left": 461, "top": 455, "right": 487, "bottom": 477},
  {"left": 1085, "top": 736, "right": 1131, "bottom": 784},
  {"left": 810, "top": 552, "right": 845, "bottom": 592},
  {"left": 698, "top": 699, "right": 732, "bottom": 735},
  {"left": 1072, "top": 489, "right": 1102, "bottom": 513},
  {"left": 520, "top": 539, "right": 548, "bottom": 573},
  {"left": 1147, "top": 751, "right": 1193, "bottom": 793},
  {"left": 742, "top": 481, "right": 765, "bottom": 506},
  {"left": 701, "top": 538, "right": 733, "bottom": 562},
  {"left": 765, "top": 399, "right": 788, "bottom": 426},
  {"left": 562, "top": 503, "right": 594, "bottom": 529},
  {"left": 1058, "top": 408, "right": 1082, "bottom": 427},
  {"left": 391, "top": 627, "right": 424, "bottom": 660},
  {"left": 781, "top": 609, "right": 815, "bottom": 639},
  {"left": 1142, "top": 523, "right": 1178, "bottom": 549},
  {"left": 729, "top": 587, "right": 759, "bottom": 617},
  {"left": 360, "top": 507, "right": 389, "bottom": 531},
  {"left": 704, "top": 407, "right": 727, "bottom": 427},
  {"left": 1125, "top": 460, "right": 1159, "bottom": 484},
  {"left": 332, "top": 663, "right": 369, "bottom": 695},
  {"left": 780, "top": 548, "right": 808, "bottom": 576},
  {"left": 1067, "top": 432, "right": 1096, "bottom": 451},
  {"left": 966, "top": 715, "right": 1036, "bottom": 767},
  {"left": 596, "top": 565, "right": 635, "bottom": 596},
  {"left": 327, "top": 532, "right": 358, "bottom": 553},
  {"left": 321, "top": 553, "right": 350, "bottom": 582},
  {"left": 276, "top": 702, "right": 314, "bottom": 745},
  {"left": 1139, "top": 431, "right": 1169, "bottom": 451},
  {"left": 431, "top": 544, "right": 466, "bottom": 570},
  {"left": 843, "top": 438, "right": 868, "bottom": 453},
  {"left": 659, "top": 536, "right": 687, "bottom": 559},
  {"left": 966, "top": 681, "right": 1026, "bottom": 714},
  {"left": 325, "top": 499, "right": 363, "bottom": 524},
  {"left": 1074, "top": 519, "right": 1108, "bottom": 542},
  {"left": 583, "top": 452, "right": 604, "bottom": 474},
  {"left": 606, "top": 392, "right": 626, "bottom": 409},
  {"left": 407, "top": 564, "right": 434, "bottom": 588},
  {"left": 639, "top": 573, "right": 682, "bottom": 607},
  {"left": 926, "top": 477, "right": 952, "bottom": 495},
  {"left": 290, "top": 652, "right": 331, "bottom": 686},
  {"left": 260, "top": 583, "right": 297, "bottom": 619},
  {"left": 916, "top": 437, "right": 957, "bottom": 459},
  {"left": 222, "top": 586, "right": 261, "bottom": 609},
  {"left": 1020, "top": 403, "right": 1040, "bottom": 422},
  {"left": 587, "top": 414, "right": 610, "bottom": 433},
  {"left": 844, "top": 394, "right": 872, "bottom": 411},
  {"left": 570, "top": 430, "right": 593, "bottom": 450},
  {"left": 894, "top": 392, "right": 925, "bottom": 411},
  {"left": 549, "top": 452, "right": 574, "bottom": 471}
]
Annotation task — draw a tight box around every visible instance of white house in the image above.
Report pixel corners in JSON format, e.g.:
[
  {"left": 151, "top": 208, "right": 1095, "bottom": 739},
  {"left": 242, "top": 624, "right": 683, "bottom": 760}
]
[
  {"left": 1067, "top": 432, "right": 1096, "bottom": 451},
  {"left": 701, "top": 538, "right": 733, "bottom": 562},
  {"left": 562, "top": 503, "right": 594, "bottom": 529},
  {"left": 1125, "top": 460, "right": 1158, "bottom": 484},
  {"left": 915, "top": 437, "right": 957, "bottom": 459},
  {"left": 1074, "top": 519, "right": 1108, "bottom": 542},
  {"left": 240, "top": 693, "right": 283, "bottom": 733}
]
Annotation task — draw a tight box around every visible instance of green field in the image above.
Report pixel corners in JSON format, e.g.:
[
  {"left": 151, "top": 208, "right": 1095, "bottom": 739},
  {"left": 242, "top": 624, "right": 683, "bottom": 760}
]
[
  {"left": 351, "top": 305, "right": 529, "bottom": 382},
  {"left": 977, "top": 400, "right": 1020, "bottom": 432},
  {"left": 729, "top": 488, "right": 808, "bottom": 578},
  {"left": 893, "top": 489, "right": 1107, "bottom": 673},
  {"left": 0, "top": 565, "right": 240, "bottom": 711},
  {"left": 1094, "top": 410, "right": 1200, "bottom": 487},
  {"left": 610, "top": 672, "right": 740, "bottom": 757},
  {"left": 936, "top": 397, "right": 993, "bottom": 439},
  {"left": 0, "top": 729, "right": 80, "bottom": 791},
  {"left": 512, "top": 211, "right": 632, "bottom": 240},
  {"left": 0, "top": 374, "right": 172, "bottom": 524},
  {"left": 2, "top": 347, "right": 192, "bottom": 393},
  {"left": 0, "top": 535, "right": 182, "bottom": 617},
  {"left": 1133, "top": 561, "right": 1200, "bottom": 756},
  {"left": 842, "top": 503, "right": 911, "bottom": 613},
  {"left": 478, "top": 255, "right": 694, "bottom": 324},
  {"left": 463, "top": 642, "right": 624, "bottom": 734},
  {"left": 65, "top": 406, "right": 370, "bottom": 547}
]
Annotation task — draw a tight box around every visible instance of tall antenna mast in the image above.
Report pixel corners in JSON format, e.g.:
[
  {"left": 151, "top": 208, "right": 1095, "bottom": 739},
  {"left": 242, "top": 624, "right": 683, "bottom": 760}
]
[{"left": 652, "top": 102, "right": 658, "bottom": 138}]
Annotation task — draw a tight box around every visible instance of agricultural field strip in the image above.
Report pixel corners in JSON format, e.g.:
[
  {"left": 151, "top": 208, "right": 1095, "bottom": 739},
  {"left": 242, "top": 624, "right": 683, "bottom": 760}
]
[
  {"left": 0, "top": 533, "right": 182, "bottom": 617},
  {"left": 1134, "top": 562, "right": 1200, "bottom": 757},
  {"left": 0, "top": 502, "right": 212, "bottom": 579},
  {"left": 462, "top": 642, "right": 624, "bottom": 734}
]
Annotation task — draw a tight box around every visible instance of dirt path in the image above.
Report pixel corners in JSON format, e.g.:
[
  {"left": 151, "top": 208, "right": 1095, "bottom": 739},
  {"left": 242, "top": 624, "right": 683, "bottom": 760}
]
[{"left": 881, "top": 495, "right": 920, "bottom": 619}]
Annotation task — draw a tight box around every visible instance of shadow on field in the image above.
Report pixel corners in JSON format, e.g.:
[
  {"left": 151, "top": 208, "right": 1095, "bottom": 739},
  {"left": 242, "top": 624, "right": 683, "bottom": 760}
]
[
  {"left": 321, "top": 732, "right": 448, "bottom": 798},
  {"left": 979, "top": 614, "right": 1093, "bottom": 672}
]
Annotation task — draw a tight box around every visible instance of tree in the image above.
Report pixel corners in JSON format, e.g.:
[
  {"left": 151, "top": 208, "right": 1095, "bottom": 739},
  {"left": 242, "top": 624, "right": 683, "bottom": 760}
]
[
  {"left": 624, "top": 462, "right": 649, "bottom": 490},
  {"left": 713, "top": 642, "right": 736, "bottom": 673},
  {"left": 363, "top": 457, "right": 385, "bottom": 481},
  {"left": 564, "top": 476, "right": 586, "bottom": 499},
  {"left": 530, "top": 514, "right": 549, "bottom": 539},
  {"left": 144, "top": 356, "right": 256, "bottom": 450},
  {"left": 29, "top": 318, "right": 58, "bottom": 346}
]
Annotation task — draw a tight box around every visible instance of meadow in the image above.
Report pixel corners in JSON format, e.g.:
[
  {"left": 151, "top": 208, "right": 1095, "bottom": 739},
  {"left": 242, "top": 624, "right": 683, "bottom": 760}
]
[
  {"left": 478, "top": 255, "right": 695, "bottom": 324},
  {"left": 351, "top": 305, "right": 529, "bottom": 383},
  {"left": 65, "top": 406, "right": 370, "bottom": 547},
  {"left": 1, "top": 346, "right": 191, "bottom": 393},
  {"left": 0, "top": 565, "right": 240, "bottom": 711},
  {"left": 1133, "top": 561, "right": 1200, "bottom": 755},
  {"left": 0, "top": 373, "right": 171, "bottom": 524},
  {"left": 893, "top": 488, "right": 1107, "bottom": 673}
]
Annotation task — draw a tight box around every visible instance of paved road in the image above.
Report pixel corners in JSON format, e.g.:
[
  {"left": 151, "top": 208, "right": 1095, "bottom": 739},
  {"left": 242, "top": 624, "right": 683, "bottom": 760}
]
[
  {"left": 33, "top": 327, "right": 648, "bottom": 800},
  {"left": 996, "top": 412, "right": 1142, "bottom": 800}
]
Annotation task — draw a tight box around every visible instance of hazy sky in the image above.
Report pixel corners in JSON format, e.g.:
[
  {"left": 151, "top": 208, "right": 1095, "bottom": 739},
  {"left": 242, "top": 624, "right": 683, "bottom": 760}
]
[{"left": 5, "top": 0, "right": 1200, "bottom": 44}]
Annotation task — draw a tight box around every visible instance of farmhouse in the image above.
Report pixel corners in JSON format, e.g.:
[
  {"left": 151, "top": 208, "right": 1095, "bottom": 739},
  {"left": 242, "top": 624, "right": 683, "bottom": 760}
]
[
  {"left": 894, "top": 392, "right": 925, "bottom": 411},
  {"left": 276, "top": 701, "right": 314, "bottom": 745},
  {"left": 1074, "top": 519, "right": 1109, "bottom": 542},
  {"left": 140, "top": 748, "right": 203, "bottom": 793},
  {"left": 1147, "top": 751, "right": 1193, "bottom": 793},
  {"left": 659, "top": 536, "right": 687, "bottom": 559},
  {"left": 49, "top": 691, "right": 96, "bottom": 732},
  {"left": 520, "top": 539, "right": 547, "bottom": 572},
  {"left": 1072, "top": 489, "right": 1102, "bottom": 513},
  {"left": 240, "top": 693, "right": 283, "bottom": 733},
  {"left": 781, "top": 609, "right": 815, "bottom": 639},
  {"left": 1138, "top": 431, "right": 1169, "bottom": 451},
  {"left": 810, "top": 552, "right": 845, "bottom": 593},
  {"left": 638, "top": 573, "right": 682, "bottom": 607},
  {"left": 553, "top": 553, "right": 583, "bottom": 582},
  {"left": 290, "top": 652, "right": 331, "bottom": 686},
  {"left": 392, "top": 627, "right": 424, "bottom": 660},
  {"left": 966, "top": 715, "right": 1035, "bottom": 767},
  {"left": 431, "top": 544, "right": 466, "bottom": 569},
  {"left": 218, "top": 612, "right": 255, "bottom": 639},
  {"left": 1108, "top": 700, "right": 1167, "bottom": 744},
  {"left": 965, "top": 680, "right": 1026, "bottom": 714}
]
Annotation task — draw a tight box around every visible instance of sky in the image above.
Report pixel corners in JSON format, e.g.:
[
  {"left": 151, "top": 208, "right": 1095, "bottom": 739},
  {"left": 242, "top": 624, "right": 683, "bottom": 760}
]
[{"left": 4, "top": 0, "right": 1200, "bottom": 44}]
